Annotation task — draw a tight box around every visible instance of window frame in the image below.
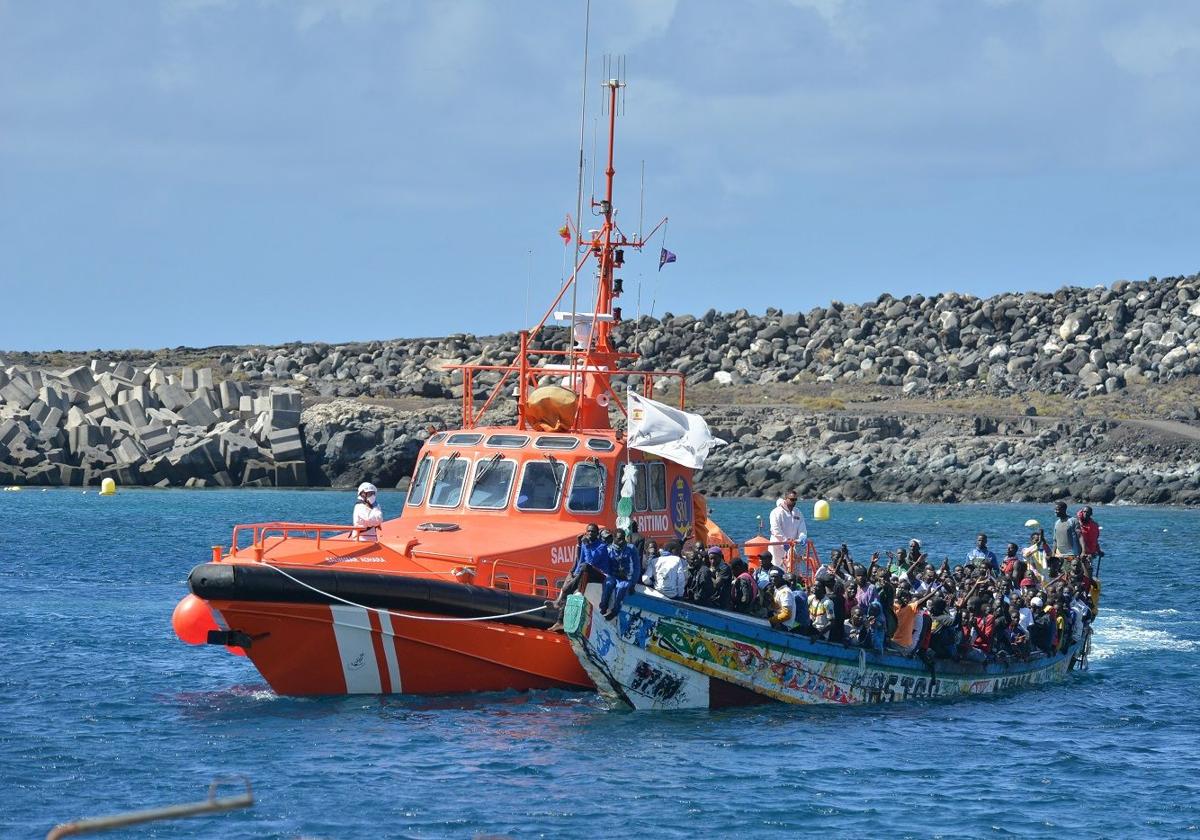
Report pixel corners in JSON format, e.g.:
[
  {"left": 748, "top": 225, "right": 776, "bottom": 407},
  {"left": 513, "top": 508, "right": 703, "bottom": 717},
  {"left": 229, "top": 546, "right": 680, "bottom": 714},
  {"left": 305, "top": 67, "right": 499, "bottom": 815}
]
[
  {"left": 514, "top": 459, "right": 568, "bottom": 512},
  {"left": 534, "top": 435, "right": 579, "bottom": 451},
  {"left": 566, "top": 460, "right": 607, "bottom": 514},
  {"left": 427, "top": 455, "right": 470, "bottom": 509},
  {"left": 486, "top": 434, "right": 530, "bottom": 449},
  {"left": 647, "top": 461, "right": 667, "bottom": 511},
  {"left": 466, "top": 456, "right": 518, "bottom": 510},
  {"left": 407, "top": 455, "right": 433, "bottom": 507},
  {"left": 446, "top": 432, "right": 483, "bottom": 446}
]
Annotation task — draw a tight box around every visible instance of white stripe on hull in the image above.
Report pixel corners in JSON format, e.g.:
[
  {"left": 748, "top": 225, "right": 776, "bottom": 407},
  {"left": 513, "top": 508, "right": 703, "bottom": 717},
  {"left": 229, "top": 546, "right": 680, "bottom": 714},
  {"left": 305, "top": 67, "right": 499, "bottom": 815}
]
[
  {"left": 377, "top": 609, "right": 403, "bottom": 694},
  {"left": 329, "top": 605, "right": 382, "bottom": 694}
]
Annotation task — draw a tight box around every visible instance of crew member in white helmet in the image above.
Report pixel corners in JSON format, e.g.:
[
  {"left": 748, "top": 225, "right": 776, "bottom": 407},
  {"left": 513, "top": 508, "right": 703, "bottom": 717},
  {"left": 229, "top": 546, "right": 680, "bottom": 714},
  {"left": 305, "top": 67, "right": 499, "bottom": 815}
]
[
  {"left": 769, "top": 489, "right": 808, "bottom": 575},
  {"left": 353, "top": 482, "right": 383, "bottom": 541}
]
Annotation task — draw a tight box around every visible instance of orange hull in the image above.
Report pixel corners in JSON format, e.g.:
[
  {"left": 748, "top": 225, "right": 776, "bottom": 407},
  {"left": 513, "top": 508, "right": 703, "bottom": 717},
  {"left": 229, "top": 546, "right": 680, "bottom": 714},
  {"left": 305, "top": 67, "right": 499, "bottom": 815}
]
[{"left": 211, "top": 599, "right": 590, "bottom": 696}]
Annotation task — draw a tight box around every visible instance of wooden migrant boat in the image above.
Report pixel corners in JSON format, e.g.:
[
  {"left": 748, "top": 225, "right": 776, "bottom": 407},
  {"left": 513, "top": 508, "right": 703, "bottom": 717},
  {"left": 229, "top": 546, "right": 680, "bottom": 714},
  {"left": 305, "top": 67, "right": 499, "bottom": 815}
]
[{"left": 563, "top": 580, "right": 1096, "bottom": 710}]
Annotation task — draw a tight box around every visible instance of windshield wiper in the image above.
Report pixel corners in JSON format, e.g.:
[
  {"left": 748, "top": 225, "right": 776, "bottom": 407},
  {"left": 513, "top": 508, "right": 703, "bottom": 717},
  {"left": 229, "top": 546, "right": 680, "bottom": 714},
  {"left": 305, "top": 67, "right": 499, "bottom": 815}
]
[
  {"left": 545, "top": 454, "right": 565, "bottom": 500},
  {"left": 474, "top": 452, "right": 504, "bottom": 485},
  {"left": 434, "top": 451, "right": 460, "bottom": 482}
]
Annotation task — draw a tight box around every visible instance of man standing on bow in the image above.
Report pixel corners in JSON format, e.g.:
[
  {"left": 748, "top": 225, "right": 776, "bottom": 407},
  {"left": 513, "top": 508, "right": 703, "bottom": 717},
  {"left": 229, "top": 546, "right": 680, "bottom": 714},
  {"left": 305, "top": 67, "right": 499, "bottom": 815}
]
[{"left": 769, "top": 490, "right": 808, "bottom": 576}]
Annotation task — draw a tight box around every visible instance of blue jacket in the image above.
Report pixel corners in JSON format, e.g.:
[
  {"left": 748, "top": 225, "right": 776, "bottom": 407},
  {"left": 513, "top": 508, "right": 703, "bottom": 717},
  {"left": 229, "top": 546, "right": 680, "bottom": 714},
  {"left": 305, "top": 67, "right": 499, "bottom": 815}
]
[
  {"left": 608, "top": 543, "right": 641, "bottom": 586},
  {"left": 573, "top": 537, "right": 610, "bottom": 576}
]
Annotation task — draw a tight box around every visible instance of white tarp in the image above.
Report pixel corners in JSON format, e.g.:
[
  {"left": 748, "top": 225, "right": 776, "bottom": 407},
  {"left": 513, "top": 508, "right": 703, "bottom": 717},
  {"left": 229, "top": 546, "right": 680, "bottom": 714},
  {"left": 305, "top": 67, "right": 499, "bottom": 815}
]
[{"left": 627, "top": 392, "right": 726, "bottom": 470}]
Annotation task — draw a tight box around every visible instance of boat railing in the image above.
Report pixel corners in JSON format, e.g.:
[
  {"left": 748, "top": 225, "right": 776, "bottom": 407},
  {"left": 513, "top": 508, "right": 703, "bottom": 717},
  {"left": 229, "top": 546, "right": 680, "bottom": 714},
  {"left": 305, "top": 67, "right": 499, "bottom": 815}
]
[
  {"left": 486, "top": 556, "right": 565, "bottom": 599},
  {"left": 744, "top": 538, "right": 821, "bottom": 583},
  {"left": 443, "top": 330, "right": 688, "bottom": 429},
  {"left": 227, "top": 522, "right": 373, "bottom": 560}
]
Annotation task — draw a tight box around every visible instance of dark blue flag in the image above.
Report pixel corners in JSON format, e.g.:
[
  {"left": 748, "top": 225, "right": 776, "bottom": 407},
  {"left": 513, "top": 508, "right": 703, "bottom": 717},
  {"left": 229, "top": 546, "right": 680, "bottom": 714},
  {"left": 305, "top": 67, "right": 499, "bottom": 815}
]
[{"left": 658, "top": 248, "right": 677, "bottom": 271}]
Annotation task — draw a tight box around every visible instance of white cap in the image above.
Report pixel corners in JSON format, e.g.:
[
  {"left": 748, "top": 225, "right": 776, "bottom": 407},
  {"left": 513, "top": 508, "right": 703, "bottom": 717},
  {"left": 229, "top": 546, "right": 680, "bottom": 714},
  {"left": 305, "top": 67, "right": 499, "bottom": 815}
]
[
  {"left": 1031, "top": 596, "right": 1044, "bottom": 607},
  {"left": 1024, "top": 519, "right": 1040, "bottom": 528},
  {"left": 358, "top": 482, "right": 378, "bottom": 496}
]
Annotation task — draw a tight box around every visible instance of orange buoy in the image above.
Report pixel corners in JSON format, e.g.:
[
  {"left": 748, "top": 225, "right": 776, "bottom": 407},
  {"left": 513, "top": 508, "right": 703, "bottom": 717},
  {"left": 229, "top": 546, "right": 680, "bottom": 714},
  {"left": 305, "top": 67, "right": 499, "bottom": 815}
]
[{"left": 172, "top": 594, "right": 219, "bottom": 645}]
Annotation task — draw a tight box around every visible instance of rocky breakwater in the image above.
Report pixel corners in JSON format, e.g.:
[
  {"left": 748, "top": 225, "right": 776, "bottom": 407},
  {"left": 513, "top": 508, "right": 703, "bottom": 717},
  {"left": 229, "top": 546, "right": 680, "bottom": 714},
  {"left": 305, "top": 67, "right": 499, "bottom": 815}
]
[
  {"left": 0, "top": 360, "right": 309, "bottom": 487},
  {"left": 169, "top": 272, "right": 1200, "bottom": 401},
  {"left": 700, "top": 408, "right": 1200, "bottom": 505}
]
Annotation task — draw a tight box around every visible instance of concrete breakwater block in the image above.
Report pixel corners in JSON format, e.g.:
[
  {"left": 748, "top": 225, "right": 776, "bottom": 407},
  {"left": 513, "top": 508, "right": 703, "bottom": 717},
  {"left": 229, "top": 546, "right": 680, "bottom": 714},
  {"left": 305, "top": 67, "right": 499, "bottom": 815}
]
[{"left": 0, "top": 356, "right": 335, "bottom": 488}]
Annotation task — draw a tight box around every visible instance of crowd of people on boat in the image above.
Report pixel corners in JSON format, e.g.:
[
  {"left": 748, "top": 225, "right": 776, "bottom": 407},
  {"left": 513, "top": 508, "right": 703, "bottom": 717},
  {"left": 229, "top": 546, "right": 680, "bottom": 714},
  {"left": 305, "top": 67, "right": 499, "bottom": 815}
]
[{"left": 554, "top": 498, "right": 1102, "bottom": 664}]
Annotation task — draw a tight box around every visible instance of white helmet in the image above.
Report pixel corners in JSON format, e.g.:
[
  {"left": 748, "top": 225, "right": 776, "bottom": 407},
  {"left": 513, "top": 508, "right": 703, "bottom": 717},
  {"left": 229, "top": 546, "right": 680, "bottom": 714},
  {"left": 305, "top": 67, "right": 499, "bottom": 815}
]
[{"left": 357, "top": 482, "right": 378, "bottom": 496}]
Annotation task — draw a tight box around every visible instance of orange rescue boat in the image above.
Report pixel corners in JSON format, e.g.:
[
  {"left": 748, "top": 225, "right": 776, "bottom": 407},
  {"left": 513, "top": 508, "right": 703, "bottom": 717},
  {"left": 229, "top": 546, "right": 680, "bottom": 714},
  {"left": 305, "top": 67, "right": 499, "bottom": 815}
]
[{"left": 173, "top": 75, "right": 735, "bottom": 696}]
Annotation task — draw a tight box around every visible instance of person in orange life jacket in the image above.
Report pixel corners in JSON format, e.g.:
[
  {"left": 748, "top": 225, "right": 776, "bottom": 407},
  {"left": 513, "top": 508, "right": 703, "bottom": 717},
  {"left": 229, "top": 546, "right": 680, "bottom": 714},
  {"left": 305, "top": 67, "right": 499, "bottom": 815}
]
[
  {"left": 600, "top": 528, "right": 641, "bottom": 620},
  {"left": 1076, "top": 507, "right": 1102, "bottom": 559},
  {"left": 353, "top": 482, "right": 383, "bottom": 541}
]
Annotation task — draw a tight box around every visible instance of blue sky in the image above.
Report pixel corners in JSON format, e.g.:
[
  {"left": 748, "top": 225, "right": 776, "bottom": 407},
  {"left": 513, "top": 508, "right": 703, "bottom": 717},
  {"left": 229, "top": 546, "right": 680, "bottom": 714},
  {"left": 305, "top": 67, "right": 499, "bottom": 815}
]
[{"left": 2, "top": 0, "right": 1198, "bottom": 351}]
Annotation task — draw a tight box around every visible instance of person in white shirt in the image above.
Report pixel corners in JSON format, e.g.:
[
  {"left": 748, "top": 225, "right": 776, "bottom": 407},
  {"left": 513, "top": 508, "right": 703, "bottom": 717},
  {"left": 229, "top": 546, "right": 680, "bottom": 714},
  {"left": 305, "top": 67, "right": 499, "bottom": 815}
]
[
  {"left": 768, "top": 490, "right": 808, "bottom": 575},
  {"left": 651, "top": 541, "right": 687, "bottom": 599},
  {"left": 353, "top": 482, "right": 383, "bottom": 541}
]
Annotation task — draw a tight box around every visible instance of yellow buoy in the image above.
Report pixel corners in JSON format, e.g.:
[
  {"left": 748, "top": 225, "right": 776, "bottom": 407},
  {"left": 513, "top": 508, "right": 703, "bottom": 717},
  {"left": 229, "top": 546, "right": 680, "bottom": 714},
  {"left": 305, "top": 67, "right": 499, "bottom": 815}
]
[
  {"left": 813, "top": 499, "right": 830, "bottom": 521},
  {"left": 99, "top": 477, "right": 117, "bottom": 496}
]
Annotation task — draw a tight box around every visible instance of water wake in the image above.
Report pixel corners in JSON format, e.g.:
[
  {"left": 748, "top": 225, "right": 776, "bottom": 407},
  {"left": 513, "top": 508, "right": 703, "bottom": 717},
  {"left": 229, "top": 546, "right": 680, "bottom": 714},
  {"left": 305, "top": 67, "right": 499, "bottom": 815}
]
[{"left": 1090, "top": 610, "right": 1198, "bottom": 660}]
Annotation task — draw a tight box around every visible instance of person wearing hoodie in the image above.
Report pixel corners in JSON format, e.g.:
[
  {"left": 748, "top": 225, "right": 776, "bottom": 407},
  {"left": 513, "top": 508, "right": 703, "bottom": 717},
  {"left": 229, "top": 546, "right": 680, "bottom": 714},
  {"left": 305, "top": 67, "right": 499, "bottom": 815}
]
[{"left": 768, "top": 490, "right": 808, "bottom": 575}]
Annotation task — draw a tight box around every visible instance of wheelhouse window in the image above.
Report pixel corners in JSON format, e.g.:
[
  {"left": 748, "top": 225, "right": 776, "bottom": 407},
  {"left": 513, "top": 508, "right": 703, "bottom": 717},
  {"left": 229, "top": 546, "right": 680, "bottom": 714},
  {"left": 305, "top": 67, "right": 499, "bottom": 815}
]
[
  {"left": 446, "top": 433, "right": 483, "bottom": 446},
  {"left": 567, "top": 461, "right": 607, "bottom": 513},
  {"left": 535, "top": 436, "right": 579, "bottom": 450},
  {"left": 515, "top": 459, "right": 567, "bottom": 511},
  {"left": 631, "top": 461, "right": 667, "bottom": 512},
  {"left": 428, "top": 432, "right": 447, "bottom": 444},
  {"left": 468, "top": 457, "right": 516, "bottom": 510},
  {"left": 486, "top": 434, "right": 530, "bottom": 449},
  {"left": 647, "top": 461, "right": 667, "bottom": 510},
  {"left": 407, "top": 455, "right": 432, "bottom": 507},
  {"left": 428, "top": 455, "right": 469, "bottom": 508},
  {"left": 586, "top": 438, "right": 615, "bottom": 451}
]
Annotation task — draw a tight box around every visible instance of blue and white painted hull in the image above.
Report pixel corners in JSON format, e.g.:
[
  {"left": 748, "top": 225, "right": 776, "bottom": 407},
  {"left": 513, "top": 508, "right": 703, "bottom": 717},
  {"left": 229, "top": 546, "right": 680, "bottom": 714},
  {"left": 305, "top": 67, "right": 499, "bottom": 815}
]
[{"left": 564, "top": 585, "right": 1089, "bottom": 710}]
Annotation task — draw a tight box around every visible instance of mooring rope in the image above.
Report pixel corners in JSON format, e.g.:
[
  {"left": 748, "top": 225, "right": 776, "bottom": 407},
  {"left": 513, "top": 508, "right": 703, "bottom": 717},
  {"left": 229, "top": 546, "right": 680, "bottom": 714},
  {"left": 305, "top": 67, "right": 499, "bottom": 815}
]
[{"left": 261, "top": 563, "right": 552, "bottom": 623}]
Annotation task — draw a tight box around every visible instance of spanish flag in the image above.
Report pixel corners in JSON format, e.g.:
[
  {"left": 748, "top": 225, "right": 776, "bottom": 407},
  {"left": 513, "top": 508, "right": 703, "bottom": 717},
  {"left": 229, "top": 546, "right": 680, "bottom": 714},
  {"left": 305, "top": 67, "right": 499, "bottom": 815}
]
[{"left": 558, "top": 224, "right": 571, "bottom": 244}]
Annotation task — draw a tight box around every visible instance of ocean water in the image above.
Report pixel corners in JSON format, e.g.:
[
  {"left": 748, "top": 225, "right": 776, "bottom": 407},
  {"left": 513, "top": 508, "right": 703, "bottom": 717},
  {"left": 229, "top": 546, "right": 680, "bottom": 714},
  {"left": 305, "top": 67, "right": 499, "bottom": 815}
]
[{"left": 2, "top": 489, "right": 1198, "bottom": 838}]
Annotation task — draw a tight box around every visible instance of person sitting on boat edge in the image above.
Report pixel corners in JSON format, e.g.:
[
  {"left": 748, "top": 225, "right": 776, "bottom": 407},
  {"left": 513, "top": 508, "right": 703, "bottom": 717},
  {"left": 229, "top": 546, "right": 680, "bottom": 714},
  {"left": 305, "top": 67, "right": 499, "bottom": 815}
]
[
  {"left": 353, "top": 482, "right": 383, "bottom": 541},
  {"left": 768, "top": 489, "right": 807, "bottom": 575},
  {"left": 550, "top": 523, "right": 610, "bottom": 625},
  {"left": 648, "top": 540, "right": 687, "bottom": 599},
  {"left": 600, "top": 528, "right": 641, "bottom": 620}
]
